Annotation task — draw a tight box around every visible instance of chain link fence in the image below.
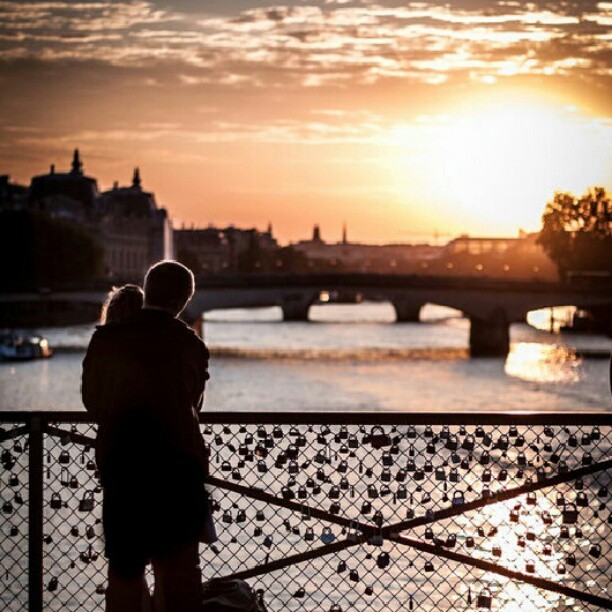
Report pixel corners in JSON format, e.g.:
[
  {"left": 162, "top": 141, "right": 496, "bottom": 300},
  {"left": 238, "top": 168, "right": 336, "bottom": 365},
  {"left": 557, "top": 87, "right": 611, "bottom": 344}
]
[{"left": 1, "top": 412, "right": 611, "bottom": 611}]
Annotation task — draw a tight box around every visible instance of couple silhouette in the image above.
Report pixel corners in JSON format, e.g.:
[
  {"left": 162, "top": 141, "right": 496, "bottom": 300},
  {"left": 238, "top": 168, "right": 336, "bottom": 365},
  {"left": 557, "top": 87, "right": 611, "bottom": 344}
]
[{"left": 82, "top": 261, "right": 210, "bottom": 611}]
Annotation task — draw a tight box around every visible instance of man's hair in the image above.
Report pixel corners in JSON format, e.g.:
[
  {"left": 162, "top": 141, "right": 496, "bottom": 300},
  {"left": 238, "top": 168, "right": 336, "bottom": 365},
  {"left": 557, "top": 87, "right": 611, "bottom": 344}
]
[{"left": 143, "top": 260, "right": 195, "bottom": 315}]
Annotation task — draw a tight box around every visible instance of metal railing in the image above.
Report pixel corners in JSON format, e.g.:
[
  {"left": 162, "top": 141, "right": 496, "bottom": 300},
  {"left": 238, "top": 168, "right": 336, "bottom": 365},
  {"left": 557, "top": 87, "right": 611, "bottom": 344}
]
[{"left": 1, "top": 411, "right": 611, "bottom": 611}]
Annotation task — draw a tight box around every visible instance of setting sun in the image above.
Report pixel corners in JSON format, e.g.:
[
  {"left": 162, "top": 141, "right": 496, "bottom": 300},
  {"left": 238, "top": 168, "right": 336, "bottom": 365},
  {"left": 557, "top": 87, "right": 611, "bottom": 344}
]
[{"left": 391, "top": 98, "right": 611, "bottom": 236}]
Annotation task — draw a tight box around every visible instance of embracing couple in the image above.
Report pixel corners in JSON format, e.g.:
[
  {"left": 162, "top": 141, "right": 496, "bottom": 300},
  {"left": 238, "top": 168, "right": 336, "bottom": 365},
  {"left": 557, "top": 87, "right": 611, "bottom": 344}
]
[{"left": 82, "top": 261, "right": 211, "bottom": 611}]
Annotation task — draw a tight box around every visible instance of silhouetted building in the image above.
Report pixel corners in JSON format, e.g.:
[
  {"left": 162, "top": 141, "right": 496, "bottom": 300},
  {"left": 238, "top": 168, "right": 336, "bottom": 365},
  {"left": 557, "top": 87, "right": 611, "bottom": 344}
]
[
  {"left": 0, "top": 175, "right": 27, "bottom": 210},
  {"left": 174, "top": 227, "right": 231, "bottom": 274},
  {"left": 174, "top": 224, "right": 278, "bottom": 274},
  {"left": 21, "top": 150, "right": 173, "bottom": 279},
  {"left": 293, "top": 225, "right": 443, "bottom": 272},
  {"left": 98, "top": 168, "right": 173, "bottom": 278},
  {"left": 27, "top": 150, "right": 98, "bottom": 221},
  {"left": 441, "top": 232, "right": 558, "bottom": 279}
]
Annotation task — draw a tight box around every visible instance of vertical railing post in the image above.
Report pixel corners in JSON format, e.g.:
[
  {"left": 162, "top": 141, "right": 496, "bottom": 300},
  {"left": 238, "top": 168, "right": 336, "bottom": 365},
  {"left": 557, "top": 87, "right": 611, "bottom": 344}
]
[{"left": 28, "top": 416, "right": 43, "bottom": 612}]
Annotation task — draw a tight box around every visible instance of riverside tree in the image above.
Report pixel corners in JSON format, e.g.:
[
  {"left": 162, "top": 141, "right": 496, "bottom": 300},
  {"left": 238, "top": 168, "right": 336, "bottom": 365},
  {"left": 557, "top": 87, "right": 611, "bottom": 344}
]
[{"left": 537, "top": 187, "right": 612, "bottom": 278}]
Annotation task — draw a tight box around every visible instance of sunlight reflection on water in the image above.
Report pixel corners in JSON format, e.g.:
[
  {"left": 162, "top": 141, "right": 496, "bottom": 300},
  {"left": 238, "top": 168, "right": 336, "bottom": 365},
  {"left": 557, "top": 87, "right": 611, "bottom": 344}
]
[{"left": 505, "top": 343, "right": 582, "bottom": 384}]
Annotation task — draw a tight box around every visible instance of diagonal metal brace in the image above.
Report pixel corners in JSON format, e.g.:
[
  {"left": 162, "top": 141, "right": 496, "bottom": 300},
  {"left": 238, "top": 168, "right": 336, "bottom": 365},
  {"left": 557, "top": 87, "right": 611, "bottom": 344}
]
[
  {"left": 0, "top": 424, "right": 30, "bottom": 443},
  {"left": 389, "top": 533, "right": 612, "bottom": 610},
  {"left": 43, "top": 425, "right": 96, "bottom": 447}
]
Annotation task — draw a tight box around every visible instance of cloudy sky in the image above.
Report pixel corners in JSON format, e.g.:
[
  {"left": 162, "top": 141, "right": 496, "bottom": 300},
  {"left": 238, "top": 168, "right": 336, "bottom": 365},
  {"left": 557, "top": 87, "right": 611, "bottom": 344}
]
[{"left": 1, "top": 0, "right": 610, "bottom": 242}]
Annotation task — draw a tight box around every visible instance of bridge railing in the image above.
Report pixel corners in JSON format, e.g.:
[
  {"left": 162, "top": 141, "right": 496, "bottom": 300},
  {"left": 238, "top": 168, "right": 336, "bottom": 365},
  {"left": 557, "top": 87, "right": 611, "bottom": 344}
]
[{"left": 1, "top": 411, "right": 611, "bottom": 611}]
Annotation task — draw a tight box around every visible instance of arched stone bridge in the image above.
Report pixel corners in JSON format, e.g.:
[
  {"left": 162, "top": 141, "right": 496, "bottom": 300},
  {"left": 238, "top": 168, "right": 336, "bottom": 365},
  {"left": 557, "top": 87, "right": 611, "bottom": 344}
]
[{"left": 2, "top": 274, "right": 611, "bottom": 356}]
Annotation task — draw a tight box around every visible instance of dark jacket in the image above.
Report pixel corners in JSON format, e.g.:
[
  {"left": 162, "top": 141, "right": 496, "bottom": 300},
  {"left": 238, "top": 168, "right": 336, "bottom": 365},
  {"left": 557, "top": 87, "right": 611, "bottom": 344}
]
[{"left": 82, "top": 308, "right": 210, "bottom": 555}]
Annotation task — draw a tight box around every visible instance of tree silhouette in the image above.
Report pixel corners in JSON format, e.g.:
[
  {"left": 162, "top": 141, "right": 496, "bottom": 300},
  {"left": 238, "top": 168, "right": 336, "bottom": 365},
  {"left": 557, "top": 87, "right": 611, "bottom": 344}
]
[{"left": 537, "top": 187, "right": 611, "bottom": 277}]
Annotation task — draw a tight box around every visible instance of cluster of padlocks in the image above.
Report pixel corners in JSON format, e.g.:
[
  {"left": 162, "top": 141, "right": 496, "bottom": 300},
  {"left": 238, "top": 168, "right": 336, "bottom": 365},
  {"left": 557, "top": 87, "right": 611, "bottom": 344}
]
[{"left": 0, "top": 417, "right": 610, "bottom": 611}]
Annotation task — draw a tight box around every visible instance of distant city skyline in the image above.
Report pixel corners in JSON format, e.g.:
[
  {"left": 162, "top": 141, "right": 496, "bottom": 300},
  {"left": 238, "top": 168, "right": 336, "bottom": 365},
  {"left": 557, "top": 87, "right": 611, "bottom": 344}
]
[{"left": 1, "top": 1, "right": 610, "bottom": 243}]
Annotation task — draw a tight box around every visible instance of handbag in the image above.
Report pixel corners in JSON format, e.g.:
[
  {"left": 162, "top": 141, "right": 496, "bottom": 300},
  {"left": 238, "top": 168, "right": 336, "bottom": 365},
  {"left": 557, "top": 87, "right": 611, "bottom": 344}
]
[{"left": 202, "top": 578, "right": 268, "bottom": 611}]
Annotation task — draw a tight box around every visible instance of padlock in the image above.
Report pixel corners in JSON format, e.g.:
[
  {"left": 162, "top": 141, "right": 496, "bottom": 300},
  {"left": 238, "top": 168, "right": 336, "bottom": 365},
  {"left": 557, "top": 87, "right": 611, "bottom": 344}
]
[
  {"left": 435, "top": 467, "right": 446, "bottom": 481},
  {"left": 281, "top": 486, "right": 294, "bottom": 501},
  {"left": 525, "top": 559, "right": 536, "bottom": 573},
  {"left": 424, "top": 560, "right": 434, "bottom": 572},
  {"left": 477, "top": 588, "right": 492, "bottom": 609},
  {"left": 425, "top": 526, "right": 433, "bottom": 539},
  {"left": 561, "top": 504, "right": 578, "bottom": 525},
  {"left": 367, "top": 485, "right": 378, "bottom": 499},
  {"left": 337, "top": 460, "right": 347, "bottom": 474},
  {"left": 377, "top": 552, "right": 390, "bottom": 569},
  {"left": 8, "top": 473, "right": 19, "bottom": 487},
  {"left": 373, "top": 510, "right": 384, "bottom": 526},
  {"left": 78, "top": 491, "right": 94, "bottom": 513},
  {"left": 263, "top": 535, "right": 273, "bottom": 548},
  {"left": 328, "top": 485, "right": 340, "bottom": 500},
  {"left": 589, "top": 543, "right": 601, "bottom": 558},
  {"left": 397, "top": 484, "right": 407, "bottom": 500},
  {"left": 395, "top": 468, "right": 406, "bottom": 482},
  {"left": 361, "top": 501, "right": 372, "bottom": 514},
  {"left": 495, "top": 435, "right": 509, "bottom": 451},
  {"left": 445, "top": 435, "right": 458, "bottom": 451},
  {"left": 582, "top": 452, "right": 592, "bottom": 466},
  {"left": 222, "top": 510, "right": 232, "bottom": 524},
  {"left": 330, "top": 502, "right": 340, "bottom": 515},
  {"left": 321, "top": 527, "right": 335, "bottom": 545},
  {"left": 368, "top": 426, "right": 391, "bottom": 450},
  {"left": 424, "top": 461, "right": 433, "bottom": 473},
  {"left": 576, "top": 492, "right": 588, "bottom": 507},
  {"left": 453, "top": 490, "right": 465, "bottom": 506},
  {"left": 293, "top": 587, "right": 305, "bottom": 598},
  {"left": 466, "top": 536, "right": 475, "bottom": 548},
  {"left": 349, "top": 569, "right": 359, "bottom": 582},
  {"left": 50, "top": 493, "right": 62, "bottom": 510},
  {"left": 47, "top": 577, "right": 58, "bottom": 592},
  {"left": 304, "top": 527, "right": 314, "bottom": 541},
  {"left": 482, "top": 468, "right": 491, "bottom": 483},
  {"left": 381, "top": 468, "right": 391, "bottom": 482}
]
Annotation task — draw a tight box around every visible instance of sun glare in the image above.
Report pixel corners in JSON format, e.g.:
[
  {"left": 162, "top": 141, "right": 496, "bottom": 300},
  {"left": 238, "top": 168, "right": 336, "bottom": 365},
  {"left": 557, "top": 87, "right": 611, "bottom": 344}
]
[{"left": 392, "top": 99, "right": 611, "bottom": 236}]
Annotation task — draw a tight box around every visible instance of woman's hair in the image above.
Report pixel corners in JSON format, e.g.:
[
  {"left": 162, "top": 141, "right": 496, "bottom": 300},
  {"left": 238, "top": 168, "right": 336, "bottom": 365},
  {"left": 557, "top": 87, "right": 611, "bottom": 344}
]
[{"left": 100, "top": 284, "right": 144, "bottom": 325}]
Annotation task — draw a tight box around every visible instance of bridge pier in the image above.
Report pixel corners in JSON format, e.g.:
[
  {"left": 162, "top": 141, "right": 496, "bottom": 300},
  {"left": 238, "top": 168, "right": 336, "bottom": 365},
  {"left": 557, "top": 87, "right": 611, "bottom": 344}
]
[
  {"left": 392, "top": 300, "right": 423, "bottom": 323},
  {"left": 469, "top": 310, "right": 510, "bottom": 357},
  {"left": 281, "top": 302, "right": 311, "bottom": 322}
]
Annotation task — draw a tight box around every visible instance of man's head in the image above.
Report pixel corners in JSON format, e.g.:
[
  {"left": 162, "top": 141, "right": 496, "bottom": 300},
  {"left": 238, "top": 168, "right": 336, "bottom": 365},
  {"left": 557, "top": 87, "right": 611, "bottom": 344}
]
[{"left": 143, "top": 260, "right": 195, "bottom": 316}]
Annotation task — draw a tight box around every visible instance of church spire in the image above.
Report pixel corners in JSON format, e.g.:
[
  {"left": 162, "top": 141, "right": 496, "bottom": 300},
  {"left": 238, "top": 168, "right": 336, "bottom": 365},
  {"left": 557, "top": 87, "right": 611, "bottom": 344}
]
[
  {"left": 132, "top": 167, "right": 141, "bottom": 189},
  {"left": 71, "top": 149, "right": 82, "bottom": 175}
]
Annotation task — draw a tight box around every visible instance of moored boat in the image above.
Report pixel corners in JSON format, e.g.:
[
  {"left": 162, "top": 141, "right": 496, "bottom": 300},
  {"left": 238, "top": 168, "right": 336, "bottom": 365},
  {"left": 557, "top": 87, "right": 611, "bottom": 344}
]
[{"left": 0, "top": 330, "right": 53, "bottom": 361}]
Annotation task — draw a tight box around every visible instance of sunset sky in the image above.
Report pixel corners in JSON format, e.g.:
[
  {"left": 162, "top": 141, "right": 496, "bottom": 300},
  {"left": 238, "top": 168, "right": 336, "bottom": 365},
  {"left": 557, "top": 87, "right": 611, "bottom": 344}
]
[{"left": 0, "top": 0, "right": 610, "bottom": 243}]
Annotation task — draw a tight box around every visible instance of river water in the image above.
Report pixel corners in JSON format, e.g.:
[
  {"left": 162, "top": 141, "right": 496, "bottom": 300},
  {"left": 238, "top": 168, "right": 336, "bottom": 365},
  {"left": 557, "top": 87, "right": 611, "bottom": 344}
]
[{"left": 1, "top": 303, "right": 610, "bottom": 413}]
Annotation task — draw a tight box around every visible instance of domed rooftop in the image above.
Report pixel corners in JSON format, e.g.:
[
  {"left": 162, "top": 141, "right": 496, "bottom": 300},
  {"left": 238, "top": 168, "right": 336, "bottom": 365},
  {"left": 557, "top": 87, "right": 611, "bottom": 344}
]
[
  {"left": 28, "top": 149, "right": 99, "bottom": 211},
  {"left": 98, "top": 168, "right": 158, "bottom": 217}
]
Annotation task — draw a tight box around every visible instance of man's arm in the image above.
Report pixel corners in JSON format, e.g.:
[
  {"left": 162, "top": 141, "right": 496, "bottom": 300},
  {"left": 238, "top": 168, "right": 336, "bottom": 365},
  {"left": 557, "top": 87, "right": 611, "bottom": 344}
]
[
  {"left": 81, "top": 331, "right": 105, "bottom": 418},
  {"left": 194, "top": 341, "right": 210, "bottom": 412}
]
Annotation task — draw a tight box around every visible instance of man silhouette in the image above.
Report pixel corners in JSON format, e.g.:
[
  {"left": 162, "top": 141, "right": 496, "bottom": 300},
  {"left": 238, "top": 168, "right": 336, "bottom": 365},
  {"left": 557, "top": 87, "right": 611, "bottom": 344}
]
[{"left": 82, "top": 261, "right": 209, "bottom": 611}]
